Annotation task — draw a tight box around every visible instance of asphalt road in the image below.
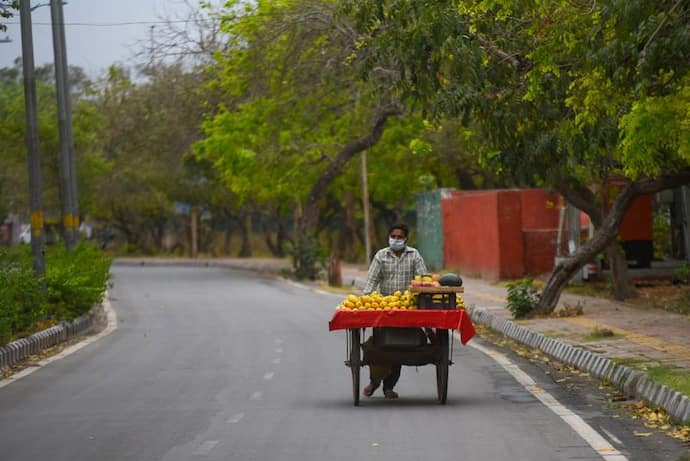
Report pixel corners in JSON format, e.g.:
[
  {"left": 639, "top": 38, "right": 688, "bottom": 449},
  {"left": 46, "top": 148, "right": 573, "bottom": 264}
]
[{"left": 0, "top": 265, "right": 674, "bottom": 460}]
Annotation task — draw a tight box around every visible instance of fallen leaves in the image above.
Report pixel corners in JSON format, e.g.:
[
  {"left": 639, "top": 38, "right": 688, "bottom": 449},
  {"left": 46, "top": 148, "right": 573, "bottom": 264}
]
[{"left": 625, "top": 401, "right": 690, "bottom": 442}]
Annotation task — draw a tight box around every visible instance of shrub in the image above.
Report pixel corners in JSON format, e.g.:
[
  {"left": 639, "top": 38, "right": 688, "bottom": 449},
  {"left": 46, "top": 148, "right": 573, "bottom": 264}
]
[
  {"left": 288, "top": 235, "right": 326, "bottom": 280},
  {"left": 0, "top": 242, "right": 112, "bottom": 344},
  {"left": 0, "top": 246, "right": 48, "bottom": 344},
  {"left": 44, "top": 242, "right": 113, "bottom": 320},
  {"left": 506, "top": 276, "right": 540, "bottom": 319}
]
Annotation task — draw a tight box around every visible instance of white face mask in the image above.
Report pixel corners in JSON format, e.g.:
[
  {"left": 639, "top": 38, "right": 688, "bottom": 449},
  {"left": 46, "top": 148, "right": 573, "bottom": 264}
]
[{"left": 388, "top": 237, "right": 406, "bottom": 251}]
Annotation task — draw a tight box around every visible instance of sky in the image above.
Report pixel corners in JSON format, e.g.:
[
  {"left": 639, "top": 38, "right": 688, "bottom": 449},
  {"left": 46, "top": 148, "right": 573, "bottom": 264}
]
[{"left": 0, "top": 0, "right": 198, "bottom": 77}]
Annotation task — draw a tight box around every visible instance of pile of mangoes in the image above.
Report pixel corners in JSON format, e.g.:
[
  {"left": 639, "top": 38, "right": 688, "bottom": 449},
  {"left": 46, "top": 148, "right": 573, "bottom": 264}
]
[
  {"left": 338, "top": 288, "right": 465, "bottom": 310},
  {"left": 337, "top": 290, "right": 416, "bottom": 310}
]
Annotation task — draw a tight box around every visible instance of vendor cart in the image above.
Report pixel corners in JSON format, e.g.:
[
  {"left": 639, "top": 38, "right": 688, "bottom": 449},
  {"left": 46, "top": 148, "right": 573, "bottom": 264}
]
[{"left": 328, "top": 287, "right": 475, "bottom": 406}]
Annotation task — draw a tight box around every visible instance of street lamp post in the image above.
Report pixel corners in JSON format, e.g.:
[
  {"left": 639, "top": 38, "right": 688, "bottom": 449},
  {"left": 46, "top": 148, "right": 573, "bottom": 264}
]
[
  {"left": 50, "top": 0, "right": 79, "bottom": 249},
  {"left": 19, "top": 0, "right": 45, "bottom": 276}
]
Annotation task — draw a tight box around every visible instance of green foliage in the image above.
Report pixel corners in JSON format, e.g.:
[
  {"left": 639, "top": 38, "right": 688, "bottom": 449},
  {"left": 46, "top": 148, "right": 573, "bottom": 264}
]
[
  {"left": 647, "top": 366, "right": 690, "bottom": 398},
  {"left": 619, "top": 78, "right": 690, "bottom": 178},
  {"left": 0, "top": 247, "right": 47, "bottom": 344},
  {"left": 506, "top": 277, "right": 540, "bottom": 319},
  {"left": 677, "top": 263, "right": 690, "bottom": 284},
  {"left": 0, "top": 243, "right": 112, "bottom": 345},
  {"left": 287, "top": 235, "right": 326, "bottom": 281},
  {"left": 44, "top": 243, "right": 113, "bottom": 320}
]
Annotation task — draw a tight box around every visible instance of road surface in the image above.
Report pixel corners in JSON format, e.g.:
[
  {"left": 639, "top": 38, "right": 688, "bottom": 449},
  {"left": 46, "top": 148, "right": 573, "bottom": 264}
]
[{"left": 0, "top": 265, "right": 678, "bottom": 460}]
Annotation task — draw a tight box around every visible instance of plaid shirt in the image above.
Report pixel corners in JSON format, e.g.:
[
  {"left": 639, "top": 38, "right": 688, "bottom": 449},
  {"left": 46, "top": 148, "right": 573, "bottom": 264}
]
[{"left": 363, "top": 246, "right": 428, "bottom": 295}]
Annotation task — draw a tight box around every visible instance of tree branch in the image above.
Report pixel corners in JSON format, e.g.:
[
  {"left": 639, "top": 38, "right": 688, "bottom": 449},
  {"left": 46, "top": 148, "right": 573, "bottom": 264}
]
[
  {"left": 299, "top": 104, "right": 403, "bottom": 233},
  {"left": 475, "top": 34, "right": 532, "bottom": 73},
  {"left": 640, "top": 0, "right": 684, "bottom": 65}
]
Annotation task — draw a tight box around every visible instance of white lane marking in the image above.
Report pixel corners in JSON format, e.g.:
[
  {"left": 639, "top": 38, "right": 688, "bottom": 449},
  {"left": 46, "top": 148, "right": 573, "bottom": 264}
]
[
  {"left": 227, "top": 413, "right": 244, "bottom": 424},
  {"left": 600, "top": 427, "right": 623, "bottom": 446},
  {"left": 0, "top": 295, "right": 118, "bottom": 389},
  {"left": 467, "top": 337, "right": 628, "bottom": 461},
  {"left": 192, "top": 440, "right": 219, "bottom": 456},
  {"left": 275, "top": 348, "right": 283, "bottom": 353},
  {"left": 272, "top": 358, "right": 281, "bottom": 364},
  {"left": 250, "top": 391, "right": 263, "bottom": 400},
  {"left": 263, "top": 372, "right": 274, "bottom": 380}
]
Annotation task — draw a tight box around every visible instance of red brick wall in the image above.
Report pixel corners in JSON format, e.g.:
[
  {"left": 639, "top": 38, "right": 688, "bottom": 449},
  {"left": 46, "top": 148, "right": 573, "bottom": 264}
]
[
  {"left": 523, "top": 229, "right": 559, "bottom": 275},
  {"left": 619, "top": 195, "right": 653, "bottom": 240},
  {"left": 442, "top": 191, "right": 501, "bottom": 279},
  {"left": 441, "top": 188, "right": 560, "bottom": 280},
  {"left": 439, "top": 187, "right": 652, "bottom": 280},
  {"left": 520, "top": 190, "right": 561, "bottom": 275},
  {"left": 520, "top": 189, "right": 560, "bottom": 229},
  {"left": 497, "top": 191, "right": 525, "bottom": 278}
]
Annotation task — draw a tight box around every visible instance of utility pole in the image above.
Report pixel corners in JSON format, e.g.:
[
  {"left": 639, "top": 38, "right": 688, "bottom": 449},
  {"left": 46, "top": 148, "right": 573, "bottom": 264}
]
[
  {"left": 50, "top": 0, "right": 79, "bottom": 249},
  {"left": 361, "top": 151, "right": 372, "bottom": 263},
  {"left": 190, "top": 206, "right": 198, "bottom": 258},
  {"left": 19, "top": 0, "right": 45, "bottom": 276},
  {"left": 567, "top": 203, "right": 583, "bottom": 282}
]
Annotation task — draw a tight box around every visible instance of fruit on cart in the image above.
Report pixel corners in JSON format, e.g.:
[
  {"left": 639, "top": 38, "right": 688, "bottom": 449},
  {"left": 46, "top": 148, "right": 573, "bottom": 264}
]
[
  {"left": 439, "top": 273, "right": 462, "bottom": 286},
  {"left": 410, "top": 273, "right": 441, "bottom": 287},
  {"left": 337, "top": 290, "right": 418, "bottom": 310},
  {"left": 457, "top": 295, "right": 465, "bottom": 308}
]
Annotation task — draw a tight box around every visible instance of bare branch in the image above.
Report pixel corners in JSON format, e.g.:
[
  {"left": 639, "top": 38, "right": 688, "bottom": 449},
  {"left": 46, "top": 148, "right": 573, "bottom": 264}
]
[
  {"left": 640, "top": 0, "right": 685, "bottom": 65},
  {"left": 475, "top": 34, "right": 532, "bottom": 73}
]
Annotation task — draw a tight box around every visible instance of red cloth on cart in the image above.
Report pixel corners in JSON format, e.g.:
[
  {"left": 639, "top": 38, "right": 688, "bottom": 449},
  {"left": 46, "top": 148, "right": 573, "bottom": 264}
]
[{"left": 328, "top": 309, "right": 476, "bottom": 345}]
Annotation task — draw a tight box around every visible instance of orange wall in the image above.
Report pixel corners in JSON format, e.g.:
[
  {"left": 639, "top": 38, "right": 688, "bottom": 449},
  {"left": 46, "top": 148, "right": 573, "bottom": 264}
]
[
  {"left": 441, "top": 189, "right": 560, "bottom": 280},
  {"left": 440, "top": 187, "right": 652, "bottom": 280},
  {"left": 497, "top": 191, "right": 525, "bottom": 278},
  {"left": 619, "top": 195, "right": 653, "bottom": 240},
  {"left": 442, "top": 191, "right": 501, "bottom": 279},
  {"left": 520, "top": 189, "right": 560, "bottom": 229},
  {"left": 523, "top": 229, "right": 559, "bottom": 275}
]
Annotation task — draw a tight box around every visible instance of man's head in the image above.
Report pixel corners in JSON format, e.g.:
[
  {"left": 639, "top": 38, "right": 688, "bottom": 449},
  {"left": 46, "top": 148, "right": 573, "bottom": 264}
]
[
  {"left": 388, "top": 223, "right": 408, "bottom": 253},
  {"left": 388, "top": 223, "right": 409, "bottom": 239}
]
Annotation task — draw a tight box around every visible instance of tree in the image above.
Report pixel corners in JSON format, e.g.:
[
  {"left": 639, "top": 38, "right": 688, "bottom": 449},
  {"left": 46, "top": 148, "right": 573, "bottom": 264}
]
[
  {"left": 0, "top": 63, "right": 109, "bottom": 237},
  {"left": 89, "top": 62, "right": 224, "bottom": 254},
  {"left": 196, "top": 0, "right": 410, "bottom": 278},
  {"left": 340, "top": 0, "right": 690, "bottom": 312},
  {"left": 0, "top": 1, "right": 17, "bottom": 33}
]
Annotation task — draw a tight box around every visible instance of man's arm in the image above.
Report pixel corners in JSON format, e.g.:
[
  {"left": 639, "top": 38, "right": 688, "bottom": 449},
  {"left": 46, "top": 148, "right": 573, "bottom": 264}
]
[{"left": 363, "top": 253, "right": 382, "bottom": 294}]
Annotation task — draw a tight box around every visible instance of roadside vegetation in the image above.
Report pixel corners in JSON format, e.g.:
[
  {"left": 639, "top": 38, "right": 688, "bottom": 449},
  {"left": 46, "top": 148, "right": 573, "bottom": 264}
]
[
  {"left": 0, "top": 0, "right": 689, "bottom": 317},
  {"left": 0, "top": 243, "right": 112, "bottom": 345}
]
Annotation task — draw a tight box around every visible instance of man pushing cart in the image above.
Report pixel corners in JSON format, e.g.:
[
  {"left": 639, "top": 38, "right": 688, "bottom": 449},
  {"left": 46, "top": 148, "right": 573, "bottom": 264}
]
[{"left": 328, "top": 223, "right": 475, "bottom": 406}]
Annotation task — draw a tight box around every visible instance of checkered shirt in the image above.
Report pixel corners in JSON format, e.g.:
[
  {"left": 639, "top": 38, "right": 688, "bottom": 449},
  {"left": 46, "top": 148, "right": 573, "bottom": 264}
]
[{"left": 363, "top": 246, "right": 428, "bottom": 296}]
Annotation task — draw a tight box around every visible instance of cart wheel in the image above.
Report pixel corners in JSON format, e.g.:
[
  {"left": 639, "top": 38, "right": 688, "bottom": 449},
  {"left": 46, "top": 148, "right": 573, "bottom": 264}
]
[
  {"left": 349, "top": 328, "right": 361, "bottom": 406},
  {"left": 436, "top": 329, "right": 449, "bottom": 404}
]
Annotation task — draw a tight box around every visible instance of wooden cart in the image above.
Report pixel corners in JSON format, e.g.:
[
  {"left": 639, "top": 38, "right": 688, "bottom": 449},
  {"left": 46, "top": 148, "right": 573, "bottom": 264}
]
[{"left": 328, "top": 287, "right": 475, "bottom": 406}]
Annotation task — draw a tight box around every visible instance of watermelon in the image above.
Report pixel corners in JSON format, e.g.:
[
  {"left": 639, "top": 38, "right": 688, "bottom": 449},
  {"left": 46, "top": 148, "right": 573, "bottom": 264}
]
[{"left": 439, "top": 272, "right": 462, "bottom": 286}]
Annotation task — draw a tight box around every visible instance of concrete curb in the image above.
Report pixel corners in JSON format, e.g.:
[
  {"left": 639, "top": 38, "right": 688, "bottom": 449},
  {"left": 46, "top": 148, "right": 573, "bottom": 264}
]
[
  {"left": 467, "top": 306, "right": 690, "bottom": 424},
  {"left": 0, "top": 306, "right": 102, "bottom": 373}
]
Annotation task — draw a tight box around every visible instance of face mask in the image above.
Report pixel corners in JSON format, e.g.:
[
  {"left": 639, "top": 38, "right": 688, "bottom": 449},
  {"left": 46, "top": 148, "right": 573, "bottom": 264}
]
[{"left": 389, "top": 237, "right": 406, "bottom": 251}]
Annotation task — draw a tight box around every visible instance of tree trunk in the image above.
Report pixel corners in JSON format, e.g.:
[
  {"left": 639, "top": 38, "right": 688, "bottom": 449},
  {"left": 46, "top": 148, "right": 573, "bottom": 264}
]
[
  {"left": 263, "top": 221, "right": 279, "bottom": 256},
  {"left": 328, "top": 249, "right": 343, "bottom": 287},
  {"left": 555, "top": 176, "right": 639, "bottom": 302},
  {"left": 224, "top": 228, "right": 232, "bottom": 255},
  {"left": 343, "top": 190, "right": 358, "bottom": 261},
  {"left": 190, "top": 206, "right": 198, "bottom": 258},
  {"left": 537, "top": 170, "right": 690, "bottom": 313},
  {"left": 298, "top": 106, "right": 401, "bottom": 237},
  {"left": 605, "top": 242, "right": 637, "bottom": 300},
  {"left": 275, "top": 214, "right": 289, "bottom": 257},
  {"left": 261, "top": 209, "right": 289, "bottom": 257},
  {"left": 234, "top": 214, "right": 252, "bottom": 258}
]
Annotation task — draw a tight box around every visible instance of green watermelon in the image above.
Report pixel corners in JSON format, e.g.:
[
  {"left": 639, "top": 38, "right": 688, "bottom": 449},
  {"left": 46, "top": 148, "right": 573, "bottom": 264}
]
[{"left": 439, "top": 272, "right": 462, "bottom": 286}]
